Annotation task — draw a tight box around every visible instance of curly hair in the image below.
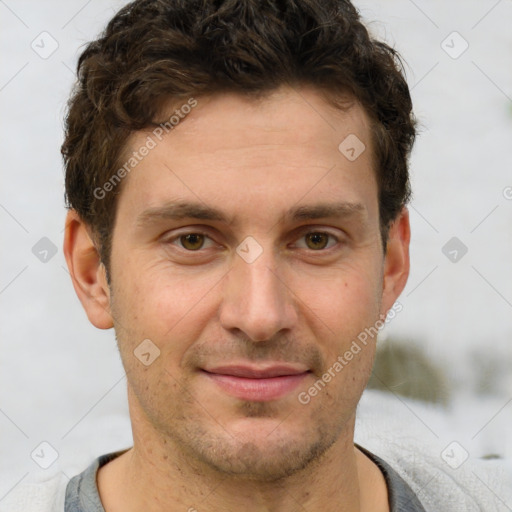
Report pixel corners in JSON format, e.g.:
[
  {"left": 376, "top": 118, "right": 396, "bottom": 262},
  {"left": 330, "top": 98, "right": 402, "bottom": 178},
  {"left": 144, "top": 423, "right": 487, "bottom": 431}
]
[{"left": 62, "top": 0, "right": 416, "bottom": 269}]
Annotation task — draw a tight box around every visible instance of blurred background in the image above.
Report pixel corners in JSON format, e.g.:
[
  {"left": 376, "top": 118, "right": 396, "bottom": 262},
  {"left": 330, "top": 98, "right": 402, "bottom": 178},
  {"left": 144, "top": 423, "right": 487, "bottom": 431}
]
[{"left": 1, "top": 0, "right": 511, "bottom": 497}]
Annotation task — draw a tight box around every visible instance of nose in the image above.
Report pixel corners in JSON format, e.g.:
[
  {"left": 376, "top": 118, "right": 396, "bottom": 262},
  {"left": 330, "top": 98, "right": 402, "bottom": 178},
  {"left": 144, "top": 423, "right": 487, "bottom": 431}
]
[{"left": 219, "top": 245, "right": 297, "bottom": 342}]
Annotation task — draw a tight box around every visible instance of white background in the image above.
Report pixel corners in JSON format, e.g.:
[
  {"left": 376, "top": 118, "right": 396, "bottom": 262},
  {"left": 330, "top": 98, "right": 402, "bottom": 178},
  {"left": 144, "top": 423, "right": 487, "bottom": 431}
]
[{"left": 1, "top": 0, "right": 511, "bottom": 499}]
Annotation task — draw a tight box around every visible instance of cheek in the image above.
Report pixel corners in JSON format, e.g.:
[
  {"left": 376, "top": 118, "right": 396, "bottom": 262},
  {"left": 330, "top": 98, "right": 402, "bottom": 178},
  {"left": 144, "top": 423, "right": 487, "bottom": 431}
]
[
  {"left": 302, "top": 271, "right": 381, "bottom": 405},
  {"left": 112, "top": 259, "right": 223, "bottom": 358},
  {"left": 294, "top": 261, "right": 382, "bottom": 344}
]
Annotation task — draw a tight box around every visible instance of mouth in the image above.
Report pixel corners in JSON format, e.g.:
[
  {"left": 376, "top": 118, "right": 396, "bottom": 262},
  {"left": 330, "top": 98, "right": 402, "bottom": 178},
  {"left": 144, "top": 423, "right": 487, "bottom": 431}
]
[{"left": 201, "top": 364, "right": 311, "bottom": 402}]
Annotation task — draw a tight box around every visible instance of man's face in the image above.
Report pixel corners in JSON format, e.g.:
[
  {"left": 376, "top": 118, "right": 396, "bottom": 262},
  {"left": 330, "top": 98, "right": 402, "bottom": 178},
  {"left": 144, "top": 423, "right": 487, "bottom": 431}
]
[{"left": 106, "top": 86, "right": 402, "bottom": 480}]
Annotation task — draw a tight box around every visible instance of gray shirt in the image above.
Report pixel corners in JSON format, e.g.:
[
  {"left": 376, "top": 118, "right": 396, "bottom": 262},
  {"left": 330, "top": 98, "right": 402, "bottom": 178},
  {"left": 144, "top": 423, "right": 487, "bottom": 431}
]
[{"left": 64, "top": 446, "right": 426, "bottom": 511}]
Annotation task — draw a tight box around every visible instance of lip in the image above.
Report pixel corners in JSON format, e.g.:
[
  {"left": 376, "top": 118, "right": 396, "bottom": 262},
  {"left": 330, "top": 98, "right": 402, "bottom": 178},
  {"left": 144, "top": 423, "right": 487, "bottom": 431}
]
[{"left": 202, "top": 364, "right": 311, "bottom": 402}]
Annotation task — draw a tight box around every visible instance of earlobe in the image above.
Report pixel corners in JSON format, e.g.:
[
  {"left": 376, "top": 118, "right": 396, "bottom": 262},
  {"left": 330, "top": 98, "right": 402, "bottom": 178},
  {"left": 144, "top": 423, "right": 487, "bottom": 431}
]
[
  {"left": 380, "top": 207, "right": 411, "bottom": 317},
  {"left": 63, "top": 210, "right": 114, "bottom": 329}
]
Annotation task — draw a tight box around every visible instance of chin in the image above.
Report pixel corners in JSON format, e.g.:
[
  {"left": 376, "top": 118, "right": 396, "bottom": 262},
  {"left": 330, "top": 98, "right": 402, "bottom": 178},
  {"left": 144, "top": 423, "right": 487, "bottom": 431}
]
[{"left": 177, "top": 411, "right": 344, "bottom": 482}]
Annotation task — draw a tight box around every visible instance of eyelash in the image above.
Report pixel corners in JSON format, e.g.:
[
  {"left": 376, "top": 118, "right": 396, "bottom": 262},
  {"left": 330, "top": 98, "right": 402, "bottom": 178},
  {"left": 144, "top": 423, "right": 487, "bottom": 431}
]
[{"left": 165, "top": 229, "right": 341, "bottom": 252}]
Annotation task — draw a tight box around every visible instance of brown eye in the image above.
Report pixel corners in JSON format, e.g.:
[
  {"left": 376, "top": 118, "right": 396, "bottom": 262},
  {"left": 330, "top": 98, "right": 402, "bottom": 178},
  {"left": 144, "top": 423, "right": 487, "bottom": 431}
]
[
  {"left": 180, "top": 233, "right": 205, "bottom": 250},
  {"left": 304, "top": 232, "right": 330, "bottom": 250}
]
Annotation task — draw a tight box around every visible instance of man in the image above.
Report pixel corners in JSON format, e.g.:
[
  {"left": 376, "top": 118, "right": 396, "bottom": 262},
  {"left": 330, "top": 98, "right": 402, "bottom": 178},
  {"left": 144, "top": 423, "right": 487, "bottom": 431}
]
[{"left": 5, "top": 1, "right": 510, "bottom": 511}]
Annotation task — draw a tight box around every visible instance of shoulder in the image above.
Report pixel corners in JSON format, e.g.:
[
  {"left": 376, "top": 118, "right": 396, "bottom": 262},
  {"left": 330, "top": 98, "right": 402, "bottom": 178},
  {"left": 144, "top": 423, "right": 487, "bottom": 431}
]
[
  {"left": 0, "top": 472, "right": 68, "bottom": 512},
  {"left": 1, "top": 449, "right": 128, "bottom": 512},
  {"left": 371, "top": 439, "right": 512, "bottom": 511},
  {"left": 355, "top": 390, "right": 512, "bottom": 511}
]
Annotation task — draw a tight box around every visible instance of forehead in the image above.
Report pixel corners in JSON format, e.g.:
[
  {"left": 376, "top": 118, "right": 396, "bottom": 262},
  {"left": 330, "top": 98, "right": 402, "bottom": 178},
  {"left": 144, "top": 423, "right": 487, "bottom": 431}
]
[
  {"left": 116, "top": 86, "right": 377, "bottom": 228},
  {"left": 150, "top": 87, "right": 372, "bottom": 157}
]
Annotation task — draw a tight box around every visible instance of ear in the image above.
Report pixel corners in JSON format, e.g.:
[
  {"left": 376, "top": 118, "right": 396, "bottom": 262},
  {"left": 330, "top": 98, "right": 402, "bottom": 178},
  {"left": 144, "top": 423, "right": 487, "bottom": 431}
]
[
  {"left": 380, "top": 207, "right": 411, "bottom": 317},
  {"left": 63, "top": 210, "right": 114, "bottom": 329}
]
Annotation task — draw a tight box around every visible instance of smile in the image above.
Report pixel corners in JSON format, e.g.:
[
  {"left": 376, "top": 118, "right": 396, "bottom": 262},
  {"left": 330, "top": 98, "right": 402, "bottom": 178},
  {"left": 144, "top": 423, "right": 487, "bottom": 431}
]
[{"left": 201, "top": 364, "right": 311, "bottom": 401}]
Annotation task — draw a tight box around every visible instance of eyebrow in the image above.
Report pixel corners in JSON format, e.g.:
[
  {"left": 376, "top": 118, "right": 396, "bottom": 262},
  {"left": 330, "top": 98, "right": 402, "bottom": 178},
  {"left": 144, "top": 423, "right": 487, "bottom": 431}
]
[
  {"left": 137, "top": 201, "right": 231, "bottom": 227},
  {"left": 287, "top": 202, "right": 365, "bottom": 222},
  {"left": 136, "top": 200, "right": 366, "bottom": 228}
]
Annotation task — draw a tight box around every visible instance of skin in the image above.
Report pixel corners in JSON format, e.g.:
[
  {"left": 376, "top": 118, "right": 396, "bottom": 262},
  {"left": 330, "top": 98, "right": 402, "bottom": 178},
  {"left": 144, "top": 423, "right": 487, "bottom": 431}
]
[{"left": 64, "top": 85, "right": 410, "bottom": 512}]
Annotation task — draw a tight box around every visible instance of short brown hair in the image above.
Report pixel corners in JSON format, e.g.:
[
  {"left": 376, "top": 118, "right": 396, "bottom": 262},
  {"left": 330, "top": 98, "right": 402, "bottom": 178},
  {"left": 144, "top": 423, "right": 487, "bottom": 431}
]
[{"left": 62, "top": 0, "right": 416, "bottom": 269}]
